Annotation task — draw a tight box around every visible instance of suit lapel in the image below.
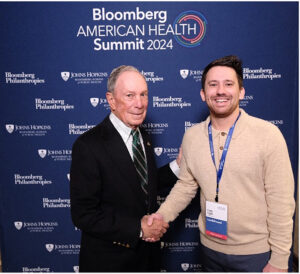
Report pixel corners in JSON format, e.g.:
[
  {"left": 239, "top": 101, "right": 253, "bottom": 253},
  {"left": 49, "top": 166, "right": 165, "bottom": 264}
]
[{"left": 101, "top": 117, "right": 148, "bottom": 207}]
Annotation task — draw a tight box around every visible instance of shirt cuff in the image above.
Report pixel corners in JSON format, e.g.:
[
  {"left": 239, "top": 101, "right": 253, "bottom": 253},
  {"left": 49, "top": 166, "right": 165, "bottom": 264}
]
[{"left": 169, "top": 160, "right": 180, "bottom": 178}]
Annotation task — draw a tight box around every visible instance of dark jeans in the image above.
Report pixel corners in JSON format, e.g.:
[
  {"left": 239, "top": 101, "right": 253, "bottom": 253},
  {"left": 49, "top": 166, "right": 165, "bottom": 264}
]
[{"left": 200, "top": 243, "right": 271, "bottom": 272}]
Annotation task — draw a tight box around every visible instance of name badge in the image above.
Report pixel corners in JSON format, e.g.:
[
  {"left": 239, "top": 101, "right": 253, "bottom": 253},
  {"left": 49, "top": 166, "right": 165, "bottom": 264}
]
[{"left": 205, "top": 201, "right": 228, "bottom": 240}]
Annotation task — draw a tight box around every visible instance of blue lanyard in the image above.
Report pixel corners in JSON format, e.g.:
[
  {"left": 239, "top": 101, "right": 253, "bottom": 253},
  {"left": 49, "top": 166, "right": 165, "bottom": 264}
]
[{"left": 208, "top": 112, "right": 241, "bottom": 202}]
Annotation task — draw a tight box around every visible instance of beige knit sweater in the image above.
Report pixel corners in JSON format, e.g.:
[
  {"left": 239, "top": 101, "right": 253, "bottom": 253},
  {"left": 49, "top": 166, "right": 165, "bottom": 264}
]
[{"left": 158, "top": 109, "right": 295, "bottom": 269}]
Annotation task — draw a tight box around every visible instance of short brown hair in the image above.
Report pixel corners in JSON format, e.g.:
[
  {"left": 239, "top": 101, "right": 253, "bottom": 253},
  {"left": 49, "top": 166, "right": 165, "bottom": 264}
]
[{"left": 201, "top": 55, "right": 243, "bottom": 89}]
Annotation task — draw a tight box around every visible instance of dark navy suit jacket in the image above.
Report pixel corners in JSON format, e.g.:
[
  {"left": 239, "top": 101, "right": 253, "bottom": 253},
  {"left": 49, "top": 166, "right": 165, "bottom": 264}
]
[{"left": 70, "top": 115, "right": 177, "bottom": 272}]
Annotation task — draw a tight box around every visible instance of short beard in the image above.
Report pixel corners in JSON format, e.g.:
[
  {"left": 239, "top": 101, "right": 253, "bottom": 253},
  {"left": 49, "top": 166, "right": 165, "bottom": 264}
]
[{"left": 209, "top": 105, "right": 239, "bottom": 119}]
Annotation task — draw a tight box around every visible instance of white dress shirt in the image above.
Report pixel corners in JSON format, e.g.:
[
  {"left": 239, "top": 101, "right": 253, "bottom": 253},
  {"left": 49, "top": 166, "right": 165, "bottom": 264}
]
[
  {"left": 109, "top": 112, "right": 180, "bottom": 176},
  {"left": 109, "top": 112, "right": 145, "bottom": 161}
]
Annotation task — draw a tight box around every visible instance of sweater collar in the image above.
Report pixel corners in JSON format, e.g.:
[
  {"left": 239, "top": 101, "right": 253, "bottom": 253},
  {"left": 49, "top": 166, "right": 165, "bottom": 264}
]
[{"left": 204, "top": 109, "right": 248, "bottom": 139}]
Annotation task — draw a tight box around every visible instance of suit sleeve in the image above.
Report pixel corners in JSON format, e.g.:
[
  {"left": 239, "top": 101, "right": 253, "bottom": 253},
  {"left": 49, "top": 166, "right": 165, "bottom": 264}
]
[
  {"left": 70, "top": 138, "right": 141, "bottom": 248},
  {"left": 157, "top": 163, "right": 178, "bottom": 189},
  {"left": 157, "top": 147, "right": 199, "bottom": 223}
]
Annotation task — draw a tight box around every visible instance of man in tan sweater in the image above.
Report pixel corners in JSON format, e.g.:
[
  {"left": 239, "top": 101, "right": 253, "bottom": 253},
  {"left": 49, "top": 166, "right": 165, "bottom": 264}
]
[{"left": 148, "top": 55, "right": 295, "bottom": 272}]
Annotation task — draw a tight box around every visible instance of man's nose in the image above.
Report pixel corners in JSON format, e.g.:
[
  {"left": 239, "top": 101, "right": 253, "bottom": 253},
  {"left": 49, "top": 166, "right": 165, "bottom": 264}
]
[
  {"left": 134, "top": 96, "right": 143, "bottom": 108},
  {"left": 216, "top": 84, "right": 225, "bottom": 95}
]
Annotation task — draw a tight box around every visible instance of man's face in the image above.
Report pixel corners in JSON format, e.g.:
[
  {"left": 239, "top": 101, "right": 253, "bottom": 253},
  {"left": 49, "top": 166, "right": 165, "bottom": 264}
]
[
  {"left": 106, "top": 71, "right": 148, "bottom": 129},
  {"left": 200, "top": 66, "right": 245, "bottom": 118}
]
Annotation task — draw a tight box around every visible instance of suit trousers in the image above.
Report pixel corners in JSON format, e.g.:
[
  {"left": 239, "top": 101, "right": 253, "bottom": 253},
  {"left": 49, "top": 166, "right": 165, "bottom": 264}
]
[{"left": 79, "top": 240, "right": 160, "bottom": 272}]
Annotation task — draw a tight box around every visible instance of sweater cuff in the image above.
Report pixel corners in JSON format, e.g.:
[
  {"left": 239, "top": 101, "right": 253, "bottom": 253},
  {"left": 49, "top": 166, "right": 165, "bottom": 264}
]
[
  {"left": 157, "top": 208, "right": 177, "bottom": 223},
  {"left": 268, "top": 251, "right": 290, "bottom": 270}
]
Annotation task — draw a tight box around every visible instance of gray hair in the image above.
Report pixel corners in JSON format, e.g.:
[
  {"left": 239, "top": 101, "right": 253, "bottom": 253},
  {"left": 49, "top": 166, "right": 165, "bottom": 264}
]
[{"left": 107, "top": 65, "right": 146, "bottom": 93}]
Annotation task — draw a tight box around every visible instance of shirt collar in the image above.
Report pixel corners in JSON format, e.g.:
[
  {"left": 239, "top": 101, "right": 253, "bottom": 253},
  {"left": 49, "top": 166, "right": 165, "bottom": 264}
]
[{"left": 109, "top": 112, "right": 135, "bottom": 143}]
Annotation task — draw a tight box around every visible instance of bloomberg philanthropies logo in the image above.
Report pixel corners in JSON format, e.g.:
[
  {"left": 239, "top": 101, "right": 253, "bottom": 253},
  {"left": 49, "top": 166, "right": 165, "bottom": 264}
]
[
  {"left": 69, "top": 123, "right": 95, "bottom": 135},
  {"left": 5, "top": 72, "right": 45, "bottom": 85},
  {"left": 243, "top": 67, "right": 281, "bottom": 80},
  {"left": 152, "top": 96, "right": 191, "bottom": 109},
  {"left": 35, "top": 98, "right": 74, "bottom": 111},
  {"left": 22, "top": 266, "right": 51, "bottom": 272},
  {"left": 185, "top": 218, "right": 198, "bottom": 228},
  {"left": 14, "top": 174, "right": 52, "bottom": 186},
  {"left": 184, "top": 121, "right": 198, "bottom": 132},
  {"left": 43, "top": 198, "right": 70, "bottom": 208},
  {"left": 141, "top": 70, "right": 164, "bottom": 83}
]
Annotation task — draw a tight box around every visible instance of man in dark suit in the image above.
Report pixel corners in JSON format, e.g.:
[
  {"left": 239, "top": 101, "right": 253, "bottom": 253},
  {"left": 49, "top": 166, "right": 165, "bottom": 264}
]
[{"left": 70, "top": 65, "right": 180, "bottom": 272}]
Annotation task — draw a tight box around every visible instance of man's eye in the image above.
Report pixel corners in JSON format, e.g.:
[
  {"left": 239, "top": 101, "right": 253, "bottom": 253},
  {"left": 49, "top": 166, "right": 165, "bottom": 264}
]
[{"left": 127, "top": 94, "right": 134, "bottom": 97}]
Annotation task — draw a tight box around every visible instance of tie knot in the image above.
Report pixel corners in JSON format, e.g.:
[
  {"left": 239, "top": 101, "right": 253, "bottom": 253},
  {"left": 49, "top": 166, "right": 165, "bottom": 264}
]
[{"left": 131, "top": 129, "right": 140, "bottom": 140}]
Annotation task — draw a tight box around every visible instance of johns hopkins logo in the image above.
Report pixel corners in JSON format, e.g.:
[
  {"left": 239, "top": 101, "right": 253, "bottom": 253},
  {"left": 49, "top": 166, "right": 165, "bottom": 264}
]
[
  {"left": 38, "top": 149, "right": 47, "bottom": 158},
  {"left": 179, "top": 69, "right": 202, "bottom": 81},
  {"left": 61, "top": 72, "right": 70, "bottom": 81},
  {"left": 154, "top": 147, "right": 179, "bottom": 159},
  {"left": 181, "top": 263, "right": 189, "bottom": 271},
  {"left": 45, "top": 244, "right": 54, "bottom": 252},
  {"left": 154, "top": 147, "right": 163, "bottom": 156},
  {"left": 73, "top": 266, "right": 79, "bottom": 273},
  {"left": 173, "top": 10, "right": 207, "bottom": 47},
  {"left": 180, "top": 69, "right": 189, "bottom": 79},
  {"left": 14, "top": 221, "right": 23, "bottom": 230},
  {"left": 90, "top": 97, "right": 99, "bottom": 107},
  {"left": 5, "top": 124, "right": 14, "bottom": 133}
]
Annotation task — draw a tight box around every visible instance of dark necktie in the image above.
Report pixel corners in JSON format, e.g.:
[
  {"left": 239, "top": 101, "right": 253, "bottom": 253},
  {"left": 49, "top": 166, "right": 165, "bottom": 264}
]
[{"left": 131, "top": 129, "right": 148, "bottom": 195}]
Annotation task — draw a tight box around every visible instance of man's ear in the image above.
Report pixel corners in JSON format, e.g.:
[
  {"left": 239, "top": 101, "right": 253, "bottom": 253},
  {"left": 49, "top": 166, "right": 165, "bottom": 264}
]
[
  {"left": 106, "top": 92, "right": 115, "bottom": 111},
  {"left": 239, "top": 87, "right": 245, "bottom": 100},
  {"left": 200, "top": 89, "right": 206, "bottom": 102}
]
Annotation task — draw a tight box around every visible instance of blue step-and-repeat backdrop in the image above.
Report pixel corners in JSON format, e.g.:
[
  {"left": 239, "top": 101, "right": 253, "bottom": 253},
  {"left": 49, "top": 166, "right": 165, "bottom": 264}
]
[{"left": 0, "top": 1, "right": 298, "bottom": 272}]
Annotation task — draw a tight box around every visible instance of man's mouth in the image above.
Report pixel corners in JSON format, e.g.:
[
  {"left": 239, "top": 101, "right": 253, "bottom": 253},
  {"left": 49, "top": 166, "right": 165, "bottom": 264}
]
[
  {"left": 131, "top": 112, "right": 144, "bottom": 117},
  {"left": 214, "top": 97, "right": 230, "bottom": 103}
]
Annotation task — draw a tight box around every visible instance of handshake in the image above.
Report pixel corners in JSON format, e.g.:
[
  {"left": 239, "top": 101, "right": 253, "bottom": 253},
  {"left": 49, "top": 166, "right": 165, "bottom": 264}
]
[{"left": 140, "top": 213, "right": 169, "bottom": 242}]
